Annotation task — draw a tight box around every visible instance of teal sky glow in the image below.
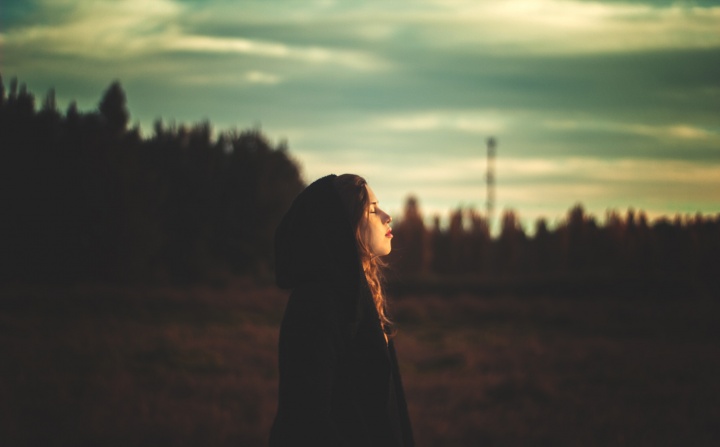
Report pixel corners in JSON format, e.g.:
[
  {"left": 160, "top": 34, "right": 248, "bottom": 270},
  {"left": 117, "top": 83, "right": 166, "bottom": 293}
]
[{"left": 3, "top": 0, "right": 719, "bottom": 230}]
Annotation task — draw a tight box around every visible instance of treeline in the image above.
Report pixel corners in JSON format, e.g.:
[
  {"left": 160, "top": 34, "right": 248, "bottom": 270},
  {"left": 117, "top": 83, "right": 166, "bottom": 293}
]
[
  {"left": 0, "top": 76, "right": 304, "bottom": 283},
  {"left": 388, "top": 196, "right": 720, "bottom": 282},
  {"left": 2, "top": 76, "right": 717, "bottom": 285}
]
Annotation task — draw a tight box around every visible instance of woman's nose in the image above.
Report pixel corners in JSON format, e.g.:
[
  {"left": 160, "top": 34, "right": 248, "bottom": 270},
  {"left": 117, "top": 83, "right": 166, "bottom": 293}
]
[{"left": 386, "top": 214, "right": 392, "bottom": 224}]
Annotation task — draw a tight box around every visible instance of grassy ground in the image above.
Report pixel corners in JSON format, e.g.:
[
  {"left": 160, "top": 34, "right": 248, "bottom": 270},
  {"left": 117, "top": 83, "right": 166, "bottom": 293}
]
[{"left": 1, "top": 277, "right": 718, "bottom": 446}]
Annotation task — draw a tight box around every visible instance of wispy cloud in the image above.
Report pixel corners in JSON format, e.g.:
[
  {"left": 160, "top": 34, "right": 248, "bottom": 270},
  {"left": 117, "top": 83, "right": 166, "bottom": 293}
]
[
  {"left": 544, "top": 120, "right": 717, "bottom": 141},
  {"left": 175, "top": 70, "right": 283, "bottom": 86},
  {"left": 374, "top": 110, "right": 508, "bottom": 133},
  {"left": 4, "top": 0, "right": 388, "bottom": 70},
  {"left": 221, "top": 0, "right": 720, "bottom": 54},
  {"left": 498, "top": 157, "right": 720, "bottom": 185},
  {"left": 162, "top": 35, "right": 387, "bottom": 70},
  {"left": 244, "top": 71, "right": 282, "bottom": 85},
  {"left": 412, "top": 0, "right": 720, "bottom": 54},
  {"left": 298, "top": 149, "right": 720, "bottom": 190},
  {"left": 5, "top": 0, "right": 181, "bottom": 58}
]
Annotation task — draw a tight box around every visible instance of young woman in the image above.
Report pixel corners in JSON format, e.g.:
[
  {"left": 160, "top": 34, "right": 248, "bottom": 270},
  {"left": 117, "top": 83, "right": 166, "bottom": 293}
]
[{"left": 270, "top": 174, "right": 414, "bottom": 447}]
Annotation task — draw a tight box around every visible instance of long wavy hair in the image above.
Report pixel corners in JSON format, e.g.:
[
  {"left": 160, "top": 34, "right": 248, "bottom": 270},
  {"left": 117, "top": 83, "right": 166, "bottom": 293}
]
[{"left": 333, "top": 174, "right": 394, "bottom": 338}]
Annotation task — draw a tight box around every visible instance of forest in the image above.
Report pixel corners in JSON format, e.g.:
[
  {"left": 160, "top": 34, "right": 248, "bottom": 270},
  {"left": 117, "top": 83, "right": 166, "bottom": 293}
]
[
  {"left": 0, "top": 76, "right": 304, "bottom": 284},
  {"left": 1, "top": 76, "right": 718, "bottom": 287}
]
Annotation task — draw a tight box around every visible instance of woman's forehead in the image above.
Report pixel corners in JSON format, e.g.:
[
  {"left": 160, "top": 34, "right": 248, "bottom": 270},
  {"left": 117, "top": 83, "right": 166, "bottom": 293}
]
[{"left": 365, "top": 184, "right": 378, "bottom": 203}]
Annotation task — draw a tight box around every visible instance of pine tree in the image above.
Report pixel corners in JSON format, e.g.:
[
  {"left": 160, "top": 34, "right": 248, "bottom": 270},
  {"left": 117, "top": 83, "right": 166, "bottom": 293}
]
[{"left": 98, "top": 81, "right": 129, "bottom": 134}]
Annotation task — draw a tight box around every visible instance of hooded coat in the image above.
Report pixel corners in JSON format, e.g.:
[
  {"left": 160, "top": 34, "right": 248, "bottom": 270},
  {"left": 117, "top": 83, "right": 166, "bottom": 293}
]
[{"left": 269, "top": 175, "right": 414, "bottom": 447}]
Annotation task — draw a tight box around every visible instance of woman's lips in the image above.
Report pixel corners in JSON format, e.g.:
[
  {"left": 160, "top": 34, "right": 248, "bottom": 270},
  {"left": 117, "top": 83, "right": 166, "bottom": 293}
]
[{"left": 386, "top": 229, "right": 393, "bottom": 238}]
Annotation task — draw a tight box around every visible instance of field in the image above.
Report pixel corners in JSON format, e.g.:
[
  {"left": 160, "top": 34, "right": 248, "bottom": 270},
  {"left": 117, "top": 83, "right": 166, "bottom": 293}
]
[{"left": 1, "top": 277, "right": 719, "bottom": 446}]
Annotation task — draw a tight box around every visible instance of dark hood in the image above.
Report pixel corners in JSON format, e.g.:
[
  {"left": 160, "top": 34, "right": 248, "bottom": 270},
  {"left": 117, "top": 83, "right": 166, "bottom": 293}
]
[{"left": 275, "top": 174, "right": 362, "bottom": 292}]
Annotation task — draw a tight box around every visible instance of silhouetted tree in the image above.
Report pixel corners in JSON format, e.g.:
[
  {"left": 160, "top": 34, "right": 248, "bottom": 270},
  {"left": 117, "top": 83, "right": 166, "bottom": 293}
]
[
  {"left": 531, "top": 217, "right": 556, "bottom": 274},
  {"left": 99, "top": 81, "right": 129, "bottom": 135},
  {"left": 447, "top": 207, "right": 465, "bottom": 273},
  {"left": 389, "top": 195, "right": 427, "bottom": 276},
  {"left": 42, "top": 88, "right": 57, "bottom": 113},
  {"left": 562, "top": 204, "right": 592, "bottom": 272},
  {"left": 496, "top": 209, "right": 526, "bottom": 275},
  {"left": 15, "top": 82, "right": 35, "bottom": 116},
  {"left": 429, "top": 214, "right": 451, "bottom": 276},
  {"left": 466, "top": 207, "right": 490, "bottom": 274},
  {"left": 8, "top": 77, "right": 18, "bottom": 102}
]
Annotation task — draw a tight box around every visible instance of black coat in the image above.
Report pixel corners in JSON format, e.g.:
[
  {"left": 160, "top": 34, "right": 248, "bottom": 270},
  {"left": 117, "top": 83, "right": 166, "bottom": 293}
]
[{"left": 270, "top": 175, "right": 414, "bottom": 447}]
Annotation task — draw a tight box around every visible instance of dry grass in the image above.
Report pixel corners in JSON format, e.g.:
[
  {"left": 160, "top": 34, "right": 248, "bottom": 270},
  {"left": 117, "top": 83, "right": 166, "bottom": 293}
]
[
  {"left": 393, "top": 292, "right": 720, "bottom": 446},
  {"left": 1, "top": 279, "right": 718, "bottom": 446}
]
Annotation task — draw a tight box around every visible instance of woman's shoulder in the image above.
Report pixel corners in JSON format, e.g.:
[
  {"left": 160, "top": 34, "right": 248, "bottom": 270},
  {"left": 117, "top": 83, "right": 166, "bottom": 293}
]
[
  {"left": 283, "top": 282, "right": 341, "bottom": 322},
  {"left": 287, "top": 281, "right": 336, "bottom": 307},
  {"left": 291, "top": 281, "right": 335, "bottom": 297},
  {"left": 279, "top": 282, "right": 355, "bottom": 346}
]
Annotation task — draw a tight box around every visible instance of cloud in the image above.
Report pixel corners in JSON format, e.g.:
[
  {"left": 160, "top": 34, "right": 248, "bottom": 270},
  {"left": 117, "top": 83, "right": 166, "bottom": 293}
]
[
  {"left": 213, "top": 0, "right": 720, "bottom": 55},
  {"left": 297, "top": 147, "right": 720, "bottom": 190},
  {"left": 244, "top": 71, "right": 282, "bottom": 84},
  {"left": 5, "top": 0, "right": 181, "bottom": 58},
  {"left": 124, "top": 0, "right": 720, "bottom": 59},
  {"left": 161, "top": 35, "right": 387, "bottom": 70},
  {"left": 544, "top": 120, "right": 718, "bottom": 141},
  {"left": 498, "top": 157, "right": 720, "bottom": 185},
  {"left": 4, "top": 0, "right": 388, "bottom": 71},
  {"left": 412, "top": 0, "right": 720, "bottom": 54},
  {"left": 174, "top": 70, "right": 283, "bottom": 86},
  {"left": 373, "top": 110, "right": 508, "bottom": 133}
]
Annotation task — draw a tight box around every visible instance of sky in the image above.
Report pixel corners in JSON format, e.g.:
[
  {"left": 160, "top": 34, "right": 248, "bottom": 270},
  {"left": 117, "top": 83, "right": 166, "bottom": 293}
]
[{"left": 2, "top": 0, "right": 719, "bottom": 231}]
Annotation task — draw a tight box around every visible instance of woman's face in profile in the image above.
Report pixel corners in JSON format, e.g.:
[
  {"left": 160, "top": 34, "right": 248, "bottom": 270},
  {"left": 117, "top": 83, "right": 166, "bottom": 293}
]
[{"left": 360, "top": 184, "right": 393, "bottom": 257}]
